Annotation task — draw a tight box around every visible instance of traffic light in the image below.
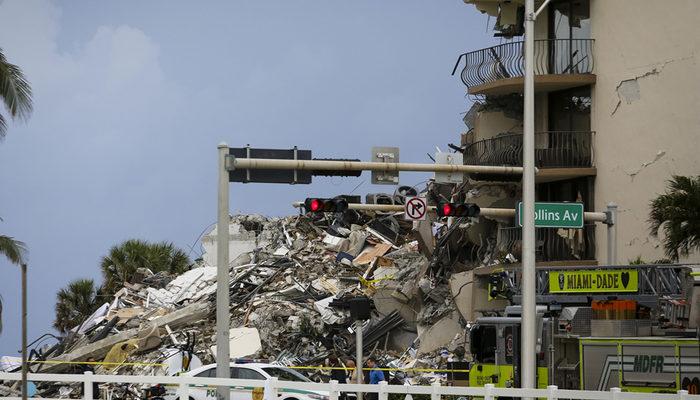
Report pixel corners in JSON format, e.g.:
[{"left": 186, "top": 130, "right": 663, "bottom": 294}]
[
  {"left": 304, "top": 197, "right": 349, "bottom": 213},
  {"left": 436, "top": 202, "right": 480, "bottom": 217}
]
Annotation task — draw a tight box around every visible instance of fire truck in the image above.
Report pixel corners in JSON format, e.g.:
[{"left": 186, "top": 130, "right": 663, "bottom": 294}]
[{"left": 465, "top": 264, "right": 700, "bottom": 394}]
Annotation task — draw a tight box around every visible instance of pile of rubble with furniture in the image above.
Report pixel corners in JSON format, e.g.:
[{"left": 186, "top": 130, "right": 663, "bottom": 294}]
[{"left": 1, "top": 185, "right": 491, "bottom": 397}]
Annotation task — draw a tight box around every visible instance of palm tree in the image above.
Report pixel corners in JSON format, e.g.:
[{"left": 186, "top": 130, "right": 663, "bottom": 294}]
[
  {"left": 53, "top": 279, "right": 100, "bottom": 334},
  {"left": 0, "top": 234, "right": 27, "bottom": 333},
  {"left": 0, "top": 48, "right": 33, "bottom": 139},
  {"left": 648, "top": 175, "right": 700, "bottom": 261},
  {"left": 100, "top": 239, "right": 190, "bottom": 295}
]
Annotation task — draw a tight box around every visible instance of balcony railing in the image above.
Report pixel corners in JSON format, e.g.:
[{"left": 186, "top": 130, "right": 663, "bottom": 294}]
[
  {"left": 464, "top": 131, "right": 594, "bottom": 168},
  {"left": 497, "top": 224, "right": 596, "bottom": 262},
  {"left": 452, "top": 39, "right": 594, "bottom": 88}
]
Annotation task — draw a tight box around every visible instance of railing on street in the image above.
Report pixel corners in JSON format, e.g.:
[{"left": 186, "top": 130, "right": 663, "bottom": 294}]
[
  {"left": 497, "top": 223, "right": 596, "bottom": 262},
  {"left": 0, "top": 371, "right": 698, "bottom": 400},
  {"left": 464, "top": 131, "right": 594, "bottom": 168},
  {"left": 452, "top": 38, "right": 595, "bottom": 88}
]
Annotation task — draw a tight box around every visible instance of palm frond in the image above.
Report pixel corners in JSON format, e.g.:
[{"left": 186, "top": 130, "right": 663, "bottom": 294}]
[
  {"left": 54, "top": 279, "right": 99, "bottom": 334},
  {"left": 0, "top": 235, "right": 27, "bottom": 265},
  {"left": 648, "top": 175, "right": 700, "bottom": 261},
  {"left": 0, "top": 48, "right": 33, "bottom": 139}
]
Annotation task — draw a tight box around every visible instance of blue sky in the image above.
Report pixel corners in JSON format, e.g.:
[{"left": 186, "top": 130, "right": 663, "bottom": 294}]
[{"left": 0, "top": 0, "right": 495, "bottom": 356}]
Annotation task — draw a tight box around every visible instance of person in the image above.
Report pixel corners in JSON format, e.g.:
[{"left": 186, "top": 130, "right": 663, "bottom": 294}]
[
  {"left": 365, "top": 357, "right": 384, "bottom": 400},
  {"left": 366, "top": 357, "right": 384, "bottom": 384},
  {"left": 328, "top": 355, "right": 347, "bottom": 384},
  {"left": 346, "top": 358, "right": 362, "bottom": 384},
  {"left": 328, "top": 355, "right": 347, "bottom": 400}
]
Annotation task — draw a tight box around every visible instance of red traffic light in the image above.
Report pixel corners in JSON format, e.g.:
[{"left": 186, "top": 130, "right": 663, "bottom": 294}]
[
  {"left": 304, "top": 197, "right": 349, "bottom": 213},
  {"left": 309, "top": 198, "right": 323, "bottom": 212},
  {"left": 441, "top": 203, "right": 453, "bottom": 216},
  {"left": 436, "top": 202, "right": 480, "bottom": 217}
]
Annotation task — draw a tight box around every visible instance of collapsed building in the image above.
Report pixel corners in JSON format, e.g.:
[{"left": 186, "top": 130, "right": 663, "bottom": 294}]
[{"left": 0, "top": 186, "right": 482, "bottom": 397}]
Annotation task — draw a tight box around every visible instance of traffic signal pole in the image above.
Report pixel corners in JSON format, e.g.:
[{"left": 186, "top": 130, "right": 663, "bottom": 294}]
[
  {"left": 230, "top": 156, "right": 526, "bottom": 176},
  {"left": 523, "top": 0, "right": 552, "bottom": 396},
  {"left": 522, "top": 0, "right": 537, "bottom": 395},
  {"left": 217, "top": 143, "right": 231, "bottom": 400}
]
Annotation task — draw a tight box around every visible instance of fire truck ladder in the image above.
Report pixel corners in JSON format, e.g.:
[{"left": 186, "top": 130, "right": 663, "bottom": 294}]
[{"left": 497, "top": 263, "right": 699, "bottom": 308}]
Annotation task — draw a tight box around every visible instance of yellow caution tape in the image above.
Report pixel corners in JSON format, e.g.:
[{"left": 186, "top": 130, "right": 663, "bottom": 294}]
[
  {"left": 5, "top": 359, "right": 466, "bottom": 373},
  {"left": 283, "top": 365, "right": 469, "bottom": 373},
  {"left": 359, "top": 274, "right": 395, "bottom": 288}
]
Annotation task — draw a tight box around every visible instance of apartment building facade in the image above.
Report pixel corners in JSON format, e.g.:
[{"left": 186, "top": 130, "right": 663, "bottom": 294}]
[{"left": 452, "top": 0, "right": 700, "bottom": 265}]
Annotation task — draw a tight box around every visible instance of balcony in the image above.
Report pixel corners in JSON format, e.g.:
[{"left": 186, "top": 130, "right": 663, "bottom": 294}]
[
  {"left": 452, "top": 39, "right": 595, "bottom": 96},
  {"left": 497, "top": 224, "right": 596, "bottom": 264},
  {"left": 463, "top": 131, "right": 596, "bottom": 182}
]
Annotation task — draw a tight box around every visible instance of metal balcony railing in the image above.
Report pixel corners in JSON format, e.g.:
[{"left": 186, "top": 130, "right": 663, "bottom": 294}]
[
  {"left": 452, "top": 39, "right": 595, "bottom": 88},
  {"left": 464, "top": 131, "right": 594, "bottom": 168},
  {"left": 497, "top": 224, "right": 596, "bottom": 262}
]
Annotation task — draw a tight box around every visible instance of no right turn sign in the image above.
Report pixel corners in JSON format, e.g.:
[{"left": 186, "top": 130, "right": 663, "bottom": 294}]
[{"left": 404, "top": 197, "right": 427, "bottom": 221}]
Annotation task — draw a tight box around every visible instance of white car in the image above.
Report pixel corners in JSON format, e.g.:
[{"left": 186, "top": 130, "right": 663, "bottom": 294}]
[{"left": 164, "top": 363, "right": 330, "bottom": 400}]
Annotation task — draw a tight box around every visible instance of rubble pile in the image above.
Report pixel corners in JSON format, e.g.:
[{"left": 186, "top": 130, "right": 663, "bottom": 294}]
[{"left": 2, "top": 209, "right": 477, "bottom": 396}]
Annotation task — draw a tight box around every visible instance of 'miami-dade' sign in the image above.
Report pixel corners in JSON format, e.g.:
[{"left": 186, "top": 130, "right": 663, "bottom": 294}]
[{"left": 517, "top": 202, "right": 584, "bottom": 228}]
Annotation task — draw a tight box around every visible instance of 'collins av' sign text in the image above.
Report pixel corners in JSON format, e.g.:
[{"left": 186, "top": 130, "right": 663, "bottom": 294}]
[{"left": 517, "top": 202, "right": 584, "bottom": 228}]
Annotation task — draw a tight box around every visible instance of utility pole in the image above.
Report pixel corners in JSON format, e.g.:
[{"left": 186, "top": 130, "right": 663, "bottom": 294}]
[{"left": 216, "top": 143, "right": 231, "bottom": 400}]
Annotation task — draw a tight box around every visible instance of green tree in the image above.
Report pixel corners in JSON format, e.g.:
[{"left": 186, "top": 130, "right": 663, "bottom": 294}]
[
  {"left": 0, "top": 48, "right": 33, "bottom": 139},
  {"left": 53, "top": 279, "right": 100, "bottom": 334},
  {"left": 100, "top": 239, "right": 190, "bottom": 295},
  {"left": 649, "top": 175, "right": 700, "bottom": 261},
  {"left": 0, "top": 234, "right": 27, "bottom": 333}
]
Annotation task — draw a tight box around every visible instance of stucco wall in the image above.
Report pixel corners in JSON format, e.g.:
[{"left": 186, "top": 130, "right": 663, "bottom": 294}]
[{"left": 590, "top": 0, "right": 700, "bottom": 263}]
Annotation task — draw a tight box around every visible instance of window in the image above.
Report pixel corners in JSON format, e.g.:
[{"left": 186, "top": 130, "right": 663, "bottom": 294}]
[
  {"left": 262, "top": 367, "right": 310, "bottom": 382},
  {"left": 548, "top": 87, "right": 591, "bottom": 132},
  {"left": 233, "top": 367, "right": 265, "bottom": 380},
  {"left": 195, "top": 368, "right": 216, "bottom": 378},
  {"left": 548, "top": 0, "right": 591, "bottom": 74},
  {"left": 470, "top": 325, "right": 497, "bottom": 363}
]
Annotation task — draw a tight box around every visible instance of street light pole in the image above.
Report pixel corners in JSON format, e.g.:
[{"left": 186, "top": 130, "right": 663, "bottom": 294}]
[
  {"left": 21, "top": 263, "right": 27, "bottom": 400},
  {"left": 216, "top": 143, "right": 231, "bottom": 400},
  {"left": 521, "top": 0, "right": 537, "bottom": 394}
]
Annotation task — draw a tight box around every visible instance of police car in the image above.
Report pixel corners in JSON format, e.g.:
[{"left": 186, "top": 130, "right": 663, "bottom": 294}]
[{"left": 164, "top": 363, "right": 330, "bottom": 400}]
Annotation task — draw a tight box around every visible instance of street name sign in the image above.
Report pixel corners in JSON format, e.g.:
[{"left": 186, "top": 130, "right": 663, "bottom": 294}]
[
  {"left": 517, "top": 202, "right": 584, "bottom": 228},
  {"left": 404, "top": 197, "right": 427, "bottom": 221}
]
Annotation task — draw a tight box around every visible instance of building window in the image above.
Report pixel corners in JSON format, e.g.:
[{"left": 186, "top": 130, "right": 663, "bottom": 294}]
[{"left": 548, "top": 86, "right": 591, "bottom": 132}]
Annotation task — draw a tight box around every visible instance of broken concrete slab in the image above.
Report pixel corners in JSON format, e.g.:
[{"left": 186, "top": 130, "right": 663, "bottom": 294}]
[
  {"left": 42, "top": 301, "right": 209, "bottom": 372},
  {"left": 449, "top": 271, "right": 474, "bottom": 322},
  {"left": 211, "top": 327, "right": 262, "bottom": 359},
  {"left": 416, "top": 311, "right": 463, "bottom": 354}
]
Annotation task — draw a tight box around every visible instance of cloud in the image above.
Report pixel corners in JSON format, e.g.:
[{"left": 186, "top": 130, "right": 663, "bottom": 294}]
[{"left": 0, "top": 0, "right": 183, "bottom": 355}]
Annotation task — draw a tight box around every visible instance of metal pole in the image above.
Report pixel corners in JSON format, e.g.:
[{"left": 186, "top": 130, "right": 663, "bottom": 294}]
[
  {"left": 521, "top": 0, "right": 537, "bottom": 394},
  {"left": 21, "top": 263, "right": 27, "bottom": 400},
  {"left": 606, "top": 202, "right": 618, "bottom": 265},
  {"left": 291, "top": 201, "right": 609, "bottom": 222},
  {"left": 230, "top": 157, "right": 527, "bottom": 176},
  {"left": 355, "top": 319, "right": 363, "bottom": 400},
  {"left": 216, "top": 143, "right": 231, "bottom": 400}
]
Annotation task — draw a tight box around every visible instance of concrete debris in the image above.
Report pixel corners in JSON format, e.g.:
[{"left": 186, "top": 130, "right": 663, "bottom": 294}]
[{"left": 8, "top": 206, "right": 480, "bottom": 396}]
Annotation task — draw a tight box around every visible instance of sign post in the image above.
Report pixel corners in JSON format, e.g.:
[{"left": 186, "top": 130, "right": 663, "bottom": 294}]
[{"left": 517, "top": 202, "right": 584, "bottom": 228}]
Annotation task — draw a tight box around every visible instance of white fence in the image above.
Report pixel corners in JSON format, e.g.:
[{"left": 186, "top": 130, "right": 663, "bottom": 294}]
[{"left": 1, "top": 372, "right": 699, "bottom": 400}]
